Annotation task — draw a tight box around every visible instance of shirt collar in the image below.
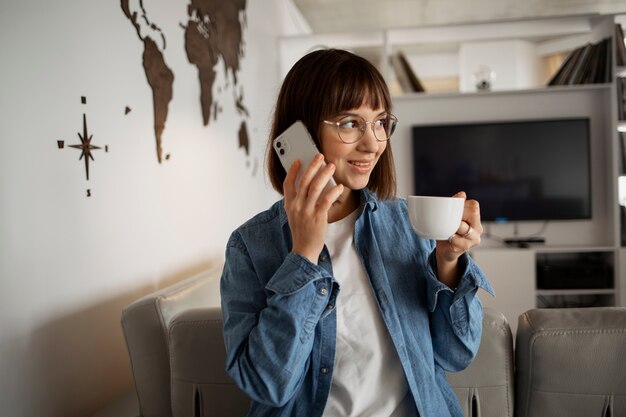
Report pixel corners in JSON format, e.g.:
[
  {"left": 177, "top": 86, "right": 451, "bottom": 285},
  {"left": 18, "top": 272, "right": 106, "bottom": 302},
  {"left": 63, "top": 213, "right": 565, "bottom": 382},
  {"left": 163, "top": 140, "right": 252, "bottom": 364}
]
[
  {"left": 360, "top": 188, "right": 379, "bottom": 212},
  {"left": 279, "top": 199, "right": 289, "bottom": 227}
]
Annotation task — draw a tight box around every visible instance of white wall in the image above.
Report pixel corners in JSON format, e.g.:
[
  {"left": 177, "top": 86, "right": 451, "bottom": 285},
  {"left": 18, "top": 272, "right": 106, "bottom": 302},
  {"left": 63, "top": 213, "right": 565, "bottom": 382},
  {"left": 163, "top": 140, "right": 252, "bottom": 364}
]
[{"left": 0, "top": 1, "right": 306, "bottom": 416}]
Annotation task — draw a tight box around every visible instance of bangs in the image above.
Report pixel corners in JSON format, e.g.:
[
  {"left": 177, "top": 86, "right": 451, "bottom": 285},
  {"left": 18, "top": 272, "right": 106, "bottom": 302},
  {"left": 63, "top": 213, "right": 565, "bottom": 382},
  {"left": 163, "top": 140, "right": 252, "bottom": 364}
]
[{"left": 322, "top": 58, "right": 391, "bottom": 117}]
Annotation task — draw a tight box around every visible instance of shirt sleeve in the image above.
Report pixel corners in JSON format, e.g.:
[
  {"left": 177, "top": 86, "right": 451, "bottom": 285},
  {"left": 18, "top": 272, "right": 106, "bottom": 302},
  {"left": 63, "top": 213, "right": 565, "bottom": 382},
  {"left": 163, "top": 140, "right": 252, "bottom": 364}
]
[
  {"left": 220, "top": 231, "right": 337, "bottom": 407},
  {"left": 424, "top": 250, "right": 495, "bottom": 372}
]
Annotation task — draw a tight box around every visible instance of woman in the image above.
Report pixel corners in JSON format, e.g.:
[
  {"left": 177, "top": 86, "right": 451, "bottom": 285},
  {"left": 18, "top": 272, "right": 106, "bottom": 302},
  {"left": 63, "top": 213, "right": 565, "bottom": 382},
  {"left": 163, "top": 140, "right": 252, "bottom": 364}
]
[{"left": 221, "top": 49, "right": 494, "bottom": 417}]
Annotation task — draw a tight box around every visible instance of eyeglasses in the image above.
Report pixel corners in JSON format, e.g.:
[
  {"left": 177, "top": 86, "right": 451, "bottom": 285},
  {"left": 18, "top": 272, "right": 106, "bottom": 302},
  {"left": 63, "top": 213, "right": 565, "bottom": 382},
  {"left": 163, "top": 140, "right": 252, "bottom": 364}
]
[{"left": 322, "top": 114, "right": 398, "bottom": 144}]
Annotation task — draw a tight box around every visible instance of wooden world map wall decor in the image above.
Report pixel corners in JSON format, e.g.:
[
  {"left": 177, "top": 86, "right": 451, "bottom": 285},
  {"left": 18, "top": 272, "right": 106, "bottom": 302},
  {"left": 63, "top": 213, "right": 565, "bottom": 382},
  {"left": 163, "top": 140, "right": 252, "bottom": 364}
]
[
  {"left": 120, "top": 0, "right": 251, "bottom": 164},
  {"left": 56, "top": 2, "right": 252, "bottom": 196},
  {"left": 57, "top": 96, "right": 109, "bottom": 197}
]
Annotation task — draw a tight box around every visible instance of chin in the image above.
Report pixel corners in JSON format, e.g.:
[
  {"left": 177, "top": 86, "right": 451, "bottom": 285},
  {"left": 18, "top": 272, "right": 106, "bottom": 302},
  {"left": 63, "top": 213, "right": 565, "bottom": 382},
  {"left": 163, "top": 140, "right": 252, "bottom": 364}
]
[{"left": 339, "top": 177, "right": 370, "bottom": 191}]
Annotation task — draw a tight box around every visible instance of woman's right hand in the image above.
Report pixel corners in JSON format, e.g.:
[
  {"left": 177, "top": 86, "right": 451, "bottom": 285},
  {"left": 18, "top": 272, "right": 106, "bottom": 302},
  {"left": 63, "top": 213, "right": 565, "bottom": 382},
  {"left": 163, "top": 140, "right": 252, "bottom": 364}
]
[{"left": 283, "top": 154, "right": 344, "bottom": 264}]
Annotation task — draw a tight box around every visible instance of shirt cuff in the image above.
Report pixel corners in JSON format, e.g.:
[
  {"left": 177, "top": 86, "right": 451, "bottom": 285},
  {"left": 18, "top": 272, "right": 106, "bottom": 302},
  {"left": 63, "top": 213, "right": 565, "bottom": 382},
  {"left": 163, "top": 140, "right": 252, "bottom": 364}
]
[
  {"left": 425, "top": 251, "right": 495, "bottom": 313},
  {"left": 265, "top": 252, "right": 333, "bottom": 295}
]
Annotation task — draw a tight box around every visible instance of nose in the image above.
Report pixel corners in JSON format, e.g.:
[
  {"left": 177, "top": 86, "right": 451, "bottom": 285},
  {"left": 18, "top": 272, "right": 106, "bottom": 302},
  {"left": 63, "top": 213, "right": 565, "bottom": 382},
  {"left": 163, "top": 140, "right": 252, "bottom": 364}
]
[{"left": 357, "top": 124, "right": 380, "bottom": 153}]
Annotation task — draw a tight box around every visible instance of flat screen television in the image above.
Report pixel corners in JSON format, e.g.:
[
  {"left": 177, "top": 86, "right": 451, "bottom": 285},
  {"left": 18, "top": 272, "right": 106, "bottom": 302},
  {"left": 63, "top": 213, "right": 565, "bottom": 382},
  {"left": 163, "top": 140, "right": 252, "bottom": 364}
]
[{"left": 411, "top": 118, "right": 592, "bottom": 222}]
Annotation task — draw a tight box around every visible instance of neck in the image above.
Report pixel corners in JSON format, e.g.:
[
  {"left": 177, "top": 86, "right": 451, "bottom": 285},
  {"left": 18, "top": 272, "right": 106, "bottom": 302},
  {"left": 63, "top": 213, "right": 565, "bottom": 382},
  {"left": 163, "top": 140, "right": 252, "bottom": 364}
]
[{"left": 328, "top": 188, "right": 360, "bottom": 223}]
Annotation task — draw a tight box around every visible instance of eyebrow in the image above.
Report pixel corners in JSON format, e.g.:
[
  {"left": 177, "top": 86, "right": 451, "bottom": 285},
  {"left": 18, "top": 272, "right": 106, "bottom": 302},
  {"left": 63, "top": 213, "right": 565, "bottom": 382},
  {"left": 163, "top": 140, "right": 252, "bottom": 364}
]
[{"left": 338, "top": 110, "right": 387, "bottom": 118}]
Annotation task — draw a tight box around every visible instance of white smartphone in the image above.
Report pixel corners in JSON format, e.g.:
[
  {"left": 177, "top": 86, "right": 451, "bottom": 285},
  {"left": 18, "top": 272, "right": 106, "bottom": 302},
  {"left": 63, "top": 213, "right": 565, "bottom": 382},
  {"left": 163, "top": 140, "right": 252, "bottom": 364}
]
[{"left": 273, "top": 121, "right": 337, "bottom": 191}]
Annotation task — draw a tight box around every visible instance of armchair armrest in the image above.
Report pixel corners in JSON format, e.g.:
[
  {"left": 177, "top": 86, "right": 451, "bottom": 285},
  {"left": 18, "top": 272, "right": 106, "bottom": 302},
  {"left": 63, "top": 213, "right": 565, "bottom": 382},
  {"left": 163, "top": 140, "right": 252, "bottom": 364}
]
[
  {"left": 168, "top": 307, "right": 250, "bottom": 417},
  {"left": 446, "top": 308, "right": 514, "bottom": 417}
]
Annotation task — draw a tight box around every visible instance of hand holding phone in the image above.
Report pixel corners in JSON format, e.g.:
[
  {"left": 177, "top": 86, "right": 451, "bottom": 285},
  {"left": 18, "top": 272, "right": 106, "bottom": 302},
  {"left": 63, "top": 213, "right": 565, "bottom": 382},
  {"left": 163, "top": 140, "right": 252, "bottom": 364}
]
[{"left": 274, "top": 121, "right": 343, "bottom": 263}]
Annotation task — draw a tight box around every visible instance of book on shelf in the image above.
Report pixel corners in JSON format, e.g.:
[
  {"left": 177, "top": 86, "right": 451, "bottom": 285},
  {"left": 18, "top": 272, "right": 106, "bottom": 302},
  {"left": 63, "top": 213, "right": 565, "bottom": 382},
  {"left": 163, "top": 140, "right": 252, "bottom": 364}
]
[
  {"left": 617, "top": 78, "right": 625, "bottom": 120},
  {"left": 547, "top": 37, "right": 612, "bottom": 86},
  {"left": 581, "top": 40, "right": 602, "bottom": 84},
  {"left": 620, "top": 86, "right": 623, "bottom": 125},
  {"left": 620, "top": 132, "right": 626, "bottom": 173},
  {"left": 547, "top": 47, "right": 582, "bottom": 85},
  {"left": 596, "top": 37, "right": 610, "bottom": 83},
  {"left": 390, "top": 51, "right": 425, "bottom": 93},
  {"left": 615, "top": 23, "right": 626, "bottom": 67},
  {"left": 601, "top": 37, "right": 610, "bottom": 83},
  {"left": 568, "top": 43, "right": 594, "bottom": 85},
  {"left": 617, "top": 77, "right": 626, "bottom": 120},
  {"left": 620, "top": 203, "right": 626, "bottom": 247}
]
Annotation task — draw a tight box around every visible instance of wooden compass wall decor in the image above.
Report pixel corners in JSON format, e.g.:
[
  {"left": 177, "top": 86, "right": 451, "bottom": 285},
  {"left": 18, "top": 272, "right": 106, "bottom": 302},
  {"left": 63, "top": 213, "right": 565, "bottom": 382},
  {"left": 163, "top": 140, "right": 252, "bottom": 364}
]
[{"left": 57, "top": 96, "right": 109, "bottom": 197}]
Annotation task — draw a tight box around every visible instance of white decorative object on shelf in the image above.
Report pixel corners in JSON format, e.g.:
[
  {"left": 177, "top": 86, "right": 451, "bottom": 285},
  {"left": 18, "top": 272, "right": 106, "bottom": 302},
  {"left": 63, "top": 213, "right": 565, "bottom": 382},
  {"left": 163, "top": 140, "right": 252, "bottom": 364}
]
[{"left": 473, "top": 65, "right": 496, "bottom": 91}]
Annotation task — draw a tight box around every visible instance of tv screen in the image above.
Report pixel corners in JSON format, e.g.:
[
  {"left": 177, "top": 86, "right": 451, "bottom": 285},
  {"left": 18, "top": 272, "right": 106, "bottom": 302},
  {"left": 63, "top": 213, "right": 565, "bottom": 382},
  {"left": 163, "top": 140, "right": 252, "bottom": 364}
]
[{"left": 412, "top": 118, "right": 591, "bottom": 222}]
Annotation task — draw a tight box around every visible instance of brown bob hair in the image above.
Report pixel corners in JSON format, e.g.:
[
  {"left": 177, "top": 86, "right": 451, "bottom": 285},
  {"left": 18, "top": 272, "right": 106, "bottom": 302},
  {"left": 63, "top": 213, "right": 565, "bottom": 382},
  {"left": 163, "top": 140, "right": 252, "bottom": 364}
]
[{"left": 266, "top": 48, "right": 397, "bottom": 200}]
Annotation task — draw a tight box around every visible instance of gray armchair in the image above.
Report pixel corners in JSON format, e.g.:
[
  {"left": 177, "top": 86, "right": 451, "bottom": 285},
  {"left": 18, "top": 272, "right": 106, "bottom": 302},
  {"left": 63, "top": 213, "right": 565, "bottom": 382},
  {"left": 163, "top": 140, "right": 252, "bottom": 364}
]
[
  {"left": 113, "top": 267, "right": 224, "bottom": 417},
  {"left": 515, "top": 307, "right": 626, "bottom": 417},
  {"left": 95, "top": 262, "right": 513, "bottom": 417}
]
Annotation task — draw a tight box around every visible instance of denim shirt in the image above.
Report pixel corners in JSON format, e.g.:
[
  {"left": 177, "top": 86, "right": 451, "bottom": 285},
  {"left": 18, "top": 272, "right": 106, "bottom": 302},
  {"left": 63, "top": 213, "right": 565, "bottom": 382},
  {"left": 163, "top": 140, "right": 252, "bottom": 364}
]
[{"left": 220, "top": 189, "right": 495, "bottom": 417}]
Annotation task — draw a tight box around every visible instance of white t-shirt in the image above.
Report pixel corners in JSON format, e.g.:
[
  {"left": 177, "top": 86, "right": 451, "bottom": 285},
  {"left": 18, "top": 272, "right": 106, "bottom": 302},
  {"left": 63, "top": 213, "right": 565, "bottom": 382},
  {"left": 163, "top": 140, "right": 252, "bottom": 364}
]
[{"left": 322, "top": 209, "right": 415, "bottom": 417}]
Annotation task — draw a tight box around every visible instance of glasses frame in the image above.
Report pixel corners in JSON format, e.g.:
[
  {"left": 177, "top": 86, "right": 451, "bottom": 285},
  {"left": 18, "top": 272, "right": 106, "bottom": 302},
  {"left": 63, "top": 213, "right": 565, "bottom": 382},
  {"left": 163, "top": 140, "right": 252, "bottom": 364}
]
[{"left": 322, "top": 113, "right": 398, "bottom": 144}]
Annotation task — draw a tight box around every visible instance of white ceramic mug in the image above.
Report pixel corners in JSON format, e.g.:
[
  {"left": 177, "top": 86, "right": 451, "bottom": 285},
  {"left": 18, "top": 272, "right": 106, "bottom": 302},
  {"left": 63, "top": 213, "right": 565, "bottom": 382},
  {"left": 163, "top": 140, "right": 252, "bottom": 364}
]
[{"left": 407, "top": 196, "right": 464, "bottom": 240}]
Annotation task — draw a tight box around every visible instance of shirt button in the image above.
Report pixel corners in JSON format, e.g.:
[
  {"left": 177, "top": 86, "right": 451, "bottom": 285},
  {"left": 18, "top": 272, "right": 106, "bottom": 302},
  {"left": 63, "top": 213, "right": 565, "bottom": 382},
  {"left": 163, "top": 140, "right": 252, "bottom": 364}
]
[
  {"left": 321, "top": 367, "right": 328, "bottom": 374},
  {"left": 320, "top": 288, "right": 328, "bottom": 296},
  {"left": 327, "top": 304, "right": 334, "bottom": 310},
  {"left": 319, "top": 255, "right": 328, "bottom": 262}
]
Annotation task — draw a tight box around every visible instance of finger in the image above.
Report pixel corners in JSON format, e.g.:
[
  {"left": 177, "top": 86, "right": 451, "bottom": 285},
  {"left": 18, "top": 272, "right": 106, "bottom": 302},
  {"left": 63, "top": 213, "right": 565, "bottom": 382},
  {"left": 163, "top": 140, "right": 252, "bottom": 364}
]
[
  {"left": 452, "top": 190, "right": 467, "bottom": 200},
  {"left": 447, "top": 233, "right": 473, "bottom": 253},
  {"left": 296, "top": 154, "right": 325, "bottom": 196},
  {"left": 463, "top": 199, "right": 483, "bottom": 234},
  {"left": 450, "top": 224, "right": 482, "bottom": 250},
  {"left": 283, "top": 159, "right": 301, "bottom": 201},
  {"left": 453, "top": 191, "right": 472, "bottom": 234},
  {"left": 305, "top": 162, "right": 336, "bottom": 208},
  {"left": 445, "top": 234, "right": 463, "bottom": 254},
  {"left": 317, "top": 183, "right": 345, "bottom": 213},
  {"left": 455, "top": 220, "right": 472, "bottom": 237}
]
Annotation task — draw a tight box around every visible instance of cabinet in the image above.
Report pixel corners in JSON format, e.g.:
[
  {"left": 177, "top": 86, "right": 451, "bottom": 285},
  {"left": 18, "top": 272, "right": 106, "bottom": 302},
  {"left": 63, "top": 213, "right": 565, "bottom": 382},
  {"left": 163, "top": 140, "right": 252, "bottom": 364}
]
[
  {"left": 472, "top": 246, "right": 617, "bottom": 334},
  {"left": 535, "top": 249, "right": 615, "bottom": 307},
  {"left": 279, "top": 14, "right": 625, "bottom": 324}
]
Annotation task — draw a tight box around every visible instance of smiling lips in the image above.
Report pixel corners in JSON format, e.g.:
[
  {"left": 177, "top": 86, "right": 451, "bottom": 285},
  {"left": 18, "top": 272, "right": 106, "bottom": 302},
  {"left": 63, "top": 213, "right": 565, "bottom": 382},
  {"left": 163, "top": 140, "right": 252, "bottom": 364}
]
[{"left": 348, "top": 160, "right": 374, "bottom": 172}]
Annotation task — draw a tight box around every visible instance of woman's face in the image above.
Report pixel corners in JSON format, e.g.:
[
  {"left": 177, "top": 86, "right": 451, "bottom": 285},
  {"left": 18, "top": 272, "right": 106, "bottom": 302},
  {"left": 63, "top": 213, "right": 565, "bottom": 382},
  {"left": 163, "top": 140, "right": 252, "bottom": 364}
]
[{"left": 319, "top": 104, "right": 388, "bottom": 193}]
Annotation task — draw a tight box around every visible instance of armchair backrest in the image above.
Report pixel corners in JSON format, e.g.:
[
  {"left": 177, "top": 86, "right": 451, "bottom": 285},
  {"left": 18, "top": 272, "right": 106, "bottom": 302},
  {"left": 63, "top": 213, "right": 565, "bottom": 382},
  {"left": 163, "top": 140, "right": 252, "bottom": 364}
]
[
  {"left": 515, "top": 307, "right": 626, "bottom": 417},
  {"left": 168, "top": 306, "right": 514, "bottom": 417},
  {"left": 121, "top": 267, "right": 222, "bottom": 417},
  {"left": 169, "top": 307, "right": 251, "bottom": 417},
  {"left": 446, "top": 307, "right": 515, "bottom": 417}
]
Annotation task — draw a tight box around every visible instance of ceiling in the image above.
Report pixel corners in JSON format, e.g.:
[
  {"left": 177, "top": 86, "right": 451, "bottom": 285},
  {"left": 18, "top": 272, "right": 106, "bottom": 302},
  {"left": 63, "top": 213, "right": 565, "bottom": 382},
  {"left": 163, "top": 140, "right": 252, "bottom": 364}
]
[{"left": 291, "top": 0, "right": 626, "bottom": 33}]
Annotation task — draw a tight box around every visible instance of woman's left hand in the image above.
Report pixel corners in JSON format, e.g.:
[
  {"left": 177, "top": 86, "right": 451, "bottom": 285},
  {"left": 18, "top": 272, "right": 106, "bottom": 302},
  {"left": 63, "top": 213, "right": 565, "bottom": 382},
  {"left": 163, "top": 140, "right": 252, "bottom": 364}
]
[{"left": 436, "top": 191, "right": 483, "bottom": 264}]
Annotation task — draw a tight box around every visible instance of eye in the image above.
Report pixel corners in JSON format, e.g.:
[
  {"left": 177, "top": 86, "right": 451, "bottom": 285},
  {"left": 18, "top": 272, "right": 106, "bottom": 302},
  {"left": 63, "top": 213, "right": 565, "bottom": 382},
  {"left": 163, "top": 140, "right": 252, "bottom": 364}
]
[
  {"left": 338, "top": 119, "right": 360, "bottom": 130},
  {"left": 373, "top": 116, "right": 390, "bottom": 129}
]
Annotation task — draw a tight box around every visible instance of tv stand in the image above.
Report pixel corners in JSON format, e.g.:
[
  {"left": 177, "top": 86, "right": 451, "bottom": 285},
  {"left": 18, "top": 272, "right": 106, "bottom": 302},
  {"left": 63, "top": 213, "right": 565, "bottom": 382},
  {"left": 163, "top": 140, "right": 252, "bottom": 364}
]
[{"left": 504, "top": 237, "right": 546, "bottom": 248}]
